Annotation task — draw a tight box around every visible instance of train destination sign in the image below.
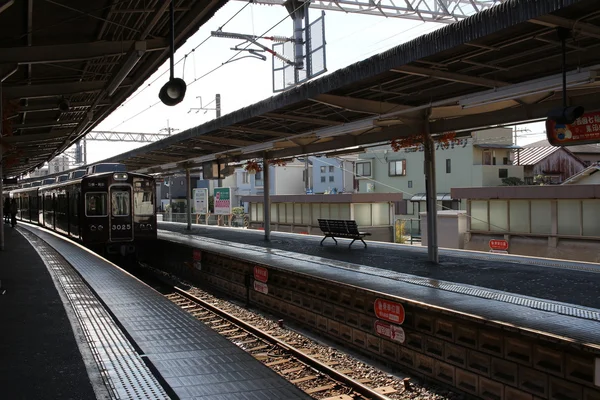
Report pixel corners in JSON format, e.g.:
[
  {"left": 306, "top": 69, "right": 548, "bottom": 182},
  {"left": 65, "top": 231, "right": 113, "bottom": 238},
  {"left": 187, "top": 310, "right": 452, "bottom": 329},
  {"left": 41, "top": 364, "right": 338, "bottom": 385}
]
[{"left": 374, "top": 298, "right": 405, "bottom": 325}]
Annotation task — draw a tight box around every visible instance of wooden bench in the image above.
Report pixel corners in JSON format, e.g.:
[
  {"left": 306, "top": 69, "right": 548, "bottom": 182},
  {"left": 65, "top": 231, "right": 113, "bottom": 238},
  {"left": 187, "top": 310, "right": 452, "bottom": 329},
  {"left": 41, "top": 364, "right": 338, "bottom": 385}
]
[{"left": 318, "top": 219, "right": 372, "bottom": 248}]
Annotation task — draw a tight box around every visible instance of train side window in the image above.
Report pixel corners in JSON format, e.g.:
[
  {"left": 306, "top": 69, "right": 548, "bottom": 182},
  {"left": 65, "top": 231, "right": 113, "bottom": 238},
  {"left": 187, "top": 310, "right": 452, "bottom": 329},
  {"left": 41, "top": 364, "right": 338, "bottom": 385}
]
[
  {"left": 86, "top": 193, "right": 107, "bottom": 217},
  {"left": 134, "top": 190, "right": 154, "bottom": 215},
  {"left": 111, "top": 191, "right": 130, "bottom": 216}
]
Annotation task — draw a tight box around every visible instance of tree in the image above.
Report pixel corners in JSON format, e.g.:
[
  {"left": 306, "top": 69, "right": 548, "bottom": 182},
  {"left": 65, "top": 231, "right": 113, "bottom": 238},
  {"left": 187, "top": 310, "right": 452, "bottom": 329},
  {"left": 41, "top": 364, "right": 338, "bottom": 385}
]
[{"left": 501, "top": 177, "right": 525, "bottom": 186}]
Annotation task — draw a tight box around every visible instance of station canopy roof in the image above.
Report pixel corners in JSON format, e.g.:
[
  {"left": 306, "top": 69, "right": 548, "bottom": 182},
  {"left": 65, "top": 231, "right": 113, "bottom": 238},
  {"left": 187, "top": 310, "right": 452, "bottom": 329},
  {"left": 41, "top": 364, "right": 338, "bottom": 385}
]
[
  {"left": 91, "top": 0, "right": 600, "bottom": 177},
  {"left": 0, "top": 0, "right": 228, "bottom": 178}
]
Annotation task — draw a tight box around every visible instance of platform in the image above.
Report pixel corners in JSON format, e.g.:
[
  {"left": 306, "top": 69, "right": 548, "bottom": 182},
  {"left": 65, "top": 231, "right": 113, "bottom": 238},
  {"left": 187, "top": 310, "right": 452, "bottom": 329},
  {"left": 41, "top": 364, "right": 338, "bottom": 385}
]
[
  {"left": 158, "top": 222, "right": 600, "bottom": 346},
  {"left": 0, "top": 222, "right": 98, "bottom": 399},
  {"left": 159, "top": 222, "right": 600, "bottom": 309},
  {"left": 17, "top": 223, "right": 310, "bottom": 400}
]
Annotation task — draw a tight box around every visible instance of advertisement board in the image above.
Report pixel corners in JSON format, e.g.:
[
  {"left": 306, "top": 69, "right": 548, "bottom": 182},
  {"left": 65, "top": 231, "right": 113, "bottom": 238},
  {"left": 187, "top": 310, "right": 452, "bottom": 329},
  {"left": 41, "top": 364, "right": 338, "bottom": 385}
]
[
  {"left": 546, "top": 111, "right": 600, "bottom": 146},
  {"left": 213, "top": 187, "right": 232, "bottom": 215},
  {"left": 192, "top": 188, "right": 208, "bottom": 214}
]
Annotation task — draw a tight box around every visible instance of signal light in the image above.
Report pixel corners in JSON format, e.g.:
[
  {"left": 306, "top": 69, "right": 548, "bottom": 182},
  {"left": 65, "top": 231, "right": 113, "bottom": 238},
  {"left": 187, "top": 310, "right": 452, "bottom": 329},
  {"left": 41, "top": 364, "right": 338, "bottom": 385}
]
[{"left": 547, "top": 105, "right": 585, "bottom": 125}]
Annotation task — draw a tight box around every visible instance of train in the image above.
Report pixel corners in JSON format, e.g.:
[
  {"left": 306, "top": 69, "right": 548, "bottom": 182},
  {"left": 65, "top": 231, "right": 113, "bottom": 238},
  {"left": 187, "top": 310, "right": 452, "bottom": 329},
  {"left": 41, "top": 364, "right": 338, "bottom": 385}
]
[{"left": 9, "top": 166, "right": 157, "bottom": 257}]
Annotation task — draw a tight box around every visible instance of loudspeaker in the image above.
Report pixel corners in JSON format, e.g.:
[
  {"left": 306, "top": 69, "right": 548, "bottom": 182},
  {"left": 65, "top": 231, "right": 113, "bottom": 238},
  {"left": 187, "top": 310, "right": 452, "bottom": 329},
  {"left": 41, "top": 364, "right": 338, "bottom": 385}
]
[
  {"left": 159, "top": 78, "right": 187, "bottom": 106},
  {"left": 547, "top": 105, "right": 585, "bottom": 125},
  {"left": 58, "top": 98, "right": 70, "bottom": 112}
]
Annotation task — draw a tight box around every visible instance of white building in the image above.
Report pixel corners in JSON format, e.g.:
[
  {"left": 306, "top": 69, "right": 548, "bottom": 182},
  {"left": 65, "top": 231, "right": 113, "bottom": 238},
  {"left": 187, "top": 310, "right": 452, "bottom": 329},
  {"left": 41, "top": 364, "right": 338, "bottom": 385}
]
[{"left": 355, "top": 128, "right": 524, "bottom": 221}]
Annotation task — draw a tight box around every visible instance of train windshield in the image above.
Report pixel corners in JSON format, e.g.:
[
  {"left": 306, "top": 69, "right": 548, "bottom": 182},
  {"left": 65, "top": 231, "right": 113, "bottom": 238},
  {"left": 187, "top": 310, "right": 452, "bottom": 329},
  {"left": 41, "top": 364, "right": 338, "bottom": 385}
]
[
  {"left": 133, "top": 190, "right": 154, "bottom": 215},
  {"left": 111, "top": 191, "right": 130, "bottom": 216},
  {"left": 86, "top": 193, "right": 107, "bottom": 216}
]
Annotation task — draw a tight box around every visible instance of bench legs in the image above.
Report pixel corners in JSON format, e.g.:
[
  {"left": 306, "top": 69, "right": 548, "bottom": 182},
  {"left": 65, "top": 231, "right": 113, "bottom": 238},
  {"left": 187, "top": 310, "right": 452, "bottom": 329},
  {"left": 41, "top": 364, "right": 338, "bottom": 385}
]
[
  {"left": 349, "top": 238, "right": 367, "bottom": 248},
  {"left": 320, "top": 235, "right": 338, "bottom": 246}
]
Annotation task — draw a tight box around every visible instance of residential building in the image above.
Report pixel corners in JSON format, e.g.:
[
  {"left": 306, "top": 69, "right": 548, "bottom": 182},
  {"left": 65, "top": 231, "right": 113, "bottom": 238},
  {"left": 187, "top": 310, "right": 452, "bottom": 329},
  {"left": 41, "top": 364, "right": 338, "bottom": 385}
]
[
  {"left": 524, "top": 139, "right": 600, "bottom": 166},
  {"left": 310, "top": 155, "right": 356, "bottom": 194},
  {"left": 48, "top": 155, "right": 70, "bottom": 174},
  {"left": 512, "top": 146, "right": 586, "bottom": 184},
  {"left": 355, "top": 128, "right": 524, "bottom": 220}
]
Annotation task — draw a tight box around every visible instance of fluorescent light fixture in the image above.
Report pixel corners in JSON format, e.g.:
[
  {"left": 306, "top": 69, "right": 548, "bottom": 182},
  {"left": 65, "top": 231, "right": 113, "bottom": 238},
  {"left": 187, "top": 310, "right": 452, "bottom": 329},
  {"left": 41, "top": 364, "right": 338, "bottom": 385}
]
[
  {"left": 459, "top": 70, "right": 597, "bottom": 109},
  {"left": 316, "top": 119, "right": 374, "bottom": 139},
  {"left": 325, "top": 147, "right": 365, "bottom": 157},
  {"left": 160, "top": 163, "right": 177, "bottom": 170},
  {"left": 0, "top": 0, "right": 14, "bottom": 15},
  {"left": 107, "top": 41, "right": 146, "bottom": 97},
  {"left": 240, "top": 142, "right": 274, "bottom": 154},
  {"left": 191, "top": 155, "right": 216, "bottom": 163}
]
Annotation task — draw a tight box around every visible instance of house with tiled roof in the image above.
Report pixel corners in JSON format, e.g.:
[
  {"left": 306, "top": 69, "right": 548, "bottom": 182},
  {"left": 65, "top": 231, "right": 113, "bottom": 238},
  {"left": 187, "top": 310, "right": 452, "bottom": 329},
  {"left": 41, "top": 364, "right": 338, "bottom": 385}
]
[
  {"left": 524, "top": 139, "right": 600, "bottom": 166},
  {"left": 513, "top": 146, "right": 586, "bottom": 184}
]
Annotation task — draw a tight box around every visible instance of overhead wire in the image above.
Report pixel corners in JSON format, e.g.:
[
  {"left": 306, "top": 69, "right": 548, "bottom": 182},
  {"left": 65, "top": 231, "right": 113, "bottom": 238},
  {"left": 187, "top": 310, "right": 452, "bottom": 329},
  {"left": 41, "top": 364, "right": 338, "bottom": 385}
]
[
  {"left": 110, "top": 1, "right": 308, "bottom": 131},
  {"left": 119, "top": 2, "right": 252, "bottom": 108}
]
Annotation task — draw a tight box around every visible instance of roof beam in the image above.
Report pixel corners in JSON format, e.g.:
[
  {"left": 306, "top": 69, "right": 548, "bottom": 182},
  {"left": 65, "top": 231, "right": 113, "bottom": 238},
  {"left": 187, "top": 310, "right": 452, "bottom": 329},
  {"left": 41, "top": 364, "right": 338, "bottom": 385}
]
[
  {"left": 529, "top": 15, "right": 600, "bottom": 40},
  {"left": 13, "top": 101, "right": 107, "bottom": 113},
  {"left": 0, "top": 130, "right": 70, "bottom": 144},
  {"left": 0, "top": 39, "right": 167, "bottom": 65},
  {"left": 223, "top": 126, "right": 292, "bottom": 138},
  {"left": 262, "top": 112, "right": 343, "bottom": 126},
  {"left": 3, "top": 80, "right": 110, "bottom": 99},
  {"left": 312, "top": 94, "right": 409, "bottom": 115},
  {"left": 193, "top": 135, "right": 258, "bottom": 147},
  {"left": 12, "top": 120, "right": 79, "bottom": 130},
  {"left": 391, "top": 65, "right": 509, "bottom": 88}
]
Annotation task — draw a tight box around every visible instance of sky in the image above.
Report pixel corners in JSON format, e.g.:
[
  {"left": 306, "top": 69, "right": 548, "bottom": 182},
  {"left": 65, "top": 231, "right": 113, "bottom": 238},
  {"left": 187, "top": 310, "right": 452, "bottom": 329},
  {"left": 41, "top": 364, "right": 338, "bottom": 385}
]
[{"left": 70, "top": 2, "right": 547, "bottom": 165}]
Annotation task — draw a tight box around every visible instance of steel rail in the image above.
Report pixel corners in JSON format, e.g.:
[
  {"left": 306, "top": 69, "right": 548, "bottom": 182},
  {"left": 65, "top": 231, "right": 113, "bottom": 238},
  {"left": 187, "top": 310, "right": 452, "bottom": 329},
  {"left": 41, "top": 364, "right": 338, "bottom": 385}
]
[{"left": 173, "top": 286, "right": 393, "bottom": 400}]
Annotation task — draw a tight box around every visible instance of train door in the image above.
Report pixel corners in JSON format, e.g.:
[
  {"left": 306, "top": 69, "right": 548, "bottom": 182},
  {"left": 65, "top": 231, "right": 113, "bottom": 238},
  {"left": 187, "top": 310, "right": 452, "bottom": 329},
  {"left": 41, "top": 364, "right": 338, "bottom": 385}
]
[{"left": 109, "top": 185, "right": 133, "bottom": 241}]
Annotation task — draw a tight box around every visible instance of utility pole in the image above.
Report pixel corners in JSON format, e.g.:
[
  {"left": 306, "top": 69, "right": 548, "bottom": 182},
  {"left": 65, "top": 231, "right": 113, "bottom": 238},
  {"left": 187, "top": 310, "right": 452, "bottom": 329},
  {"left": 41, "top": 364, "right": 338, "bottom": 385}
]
[
  {"left": 160, "top": 119, "right": 179, "bottom": 136},
  {"left": 188, "top": 94, "right": 221, "bottom": 118}
]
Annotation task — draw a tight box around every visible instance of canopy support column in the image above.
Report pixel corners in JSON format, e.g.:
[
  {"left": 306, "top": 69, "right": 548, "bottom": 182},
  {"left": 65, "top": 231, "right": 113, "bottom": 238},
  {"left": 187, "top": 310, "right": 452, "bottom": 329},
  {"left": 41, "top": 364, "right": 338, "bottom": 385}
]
[
  {"left": 263, "top": 157, "right": 270, "bottom": 241},
  {"left": 186, "top": 168, "right": 191, "bottom": 230},
  {"left": 423, "top": 118, "right": 439, "bottom": 264}
]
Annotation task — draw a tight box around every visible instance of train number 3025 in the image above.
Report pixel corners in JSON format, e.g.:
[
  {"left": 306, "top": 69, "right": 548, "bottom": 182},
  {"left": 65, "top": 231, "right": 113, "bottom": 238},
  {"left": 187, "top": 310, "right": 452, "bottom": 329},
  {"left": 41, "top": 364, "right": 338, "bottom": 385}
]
[{"left": 112, "top": 224, "right": 131, "bottom": 231}]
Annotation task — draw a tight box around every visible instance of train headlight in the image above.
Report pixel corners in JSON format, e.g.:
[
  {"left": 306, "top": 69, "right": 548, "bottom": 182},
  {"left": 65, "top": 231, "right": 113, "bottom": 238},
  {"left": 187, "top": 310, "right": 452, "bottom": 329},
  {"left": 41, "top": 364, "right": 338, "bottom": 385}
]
[
  {"left": 90, "top": 225, "right": 97, "bottom": 232},
  {"left": 97, "top": 225, "right": 103, "bottom": 231}
]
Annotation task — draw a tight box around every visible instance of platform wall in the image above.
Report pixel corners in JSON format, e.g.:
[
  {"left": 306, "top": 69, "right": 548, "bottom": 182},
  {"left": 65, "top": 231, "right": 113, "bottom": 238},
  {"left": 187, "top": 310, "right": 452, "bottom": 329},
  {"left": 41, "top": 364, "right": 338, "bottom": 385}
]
[{"left": 141, "top": 238, "right": 600, "bottom": 400}]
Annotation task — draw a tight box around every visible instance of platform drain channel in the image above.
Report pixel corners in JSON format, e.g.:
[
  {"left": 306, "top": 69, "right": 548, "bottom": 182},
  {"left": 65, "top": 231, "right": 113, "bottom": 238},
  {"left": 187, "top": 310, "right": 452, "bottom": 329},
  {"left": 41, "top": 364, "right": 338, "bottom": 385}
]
[
  {"left": 21, "top": 229, "right": 169, "bottom": 400},
  {"left": 175, "top": 231, "right": 600, "bottom": 322}
]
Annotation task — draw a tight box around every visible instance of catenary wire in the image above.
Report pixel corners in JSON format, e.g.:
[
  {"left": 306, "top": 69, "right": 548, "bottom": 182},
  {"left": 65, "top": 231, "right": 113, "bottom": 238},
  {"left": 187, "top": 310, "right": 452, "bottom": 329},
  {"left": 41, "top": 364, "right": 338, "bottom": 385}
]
[{"left": 110, "top": 1, "right": 308, "bottom": 130}]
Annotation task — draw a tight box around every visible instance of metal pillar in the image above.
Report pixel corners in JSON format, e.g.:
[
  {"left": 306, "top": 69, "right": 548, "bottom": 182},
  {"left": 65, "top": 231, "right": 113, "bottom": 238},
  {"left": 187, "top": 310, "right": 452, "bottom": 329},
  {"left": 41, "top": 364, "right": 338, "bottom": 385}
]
[
  {"left": 186, "top": 169, "right": 192, "bottom": 230},
  {"left": 0, "top": 155, "right": 3, "bottom": 251},
  {"left": 263, "top": 158, "right": 270, "bottom": 241},
  {"left": 0, "top": 81, "right": 4, "bottom": 251},
  {"left": 216, "top": 94, "right": 221, "bottom": 118},
  {"left": 283, "top": 0, "right": 308, "bottom": 71},
  {"left": 423, "top": 121, "right": 439, "bottom": 264},
  {"left": 168, "top": 176, "right": 172, "bottom": 220}
]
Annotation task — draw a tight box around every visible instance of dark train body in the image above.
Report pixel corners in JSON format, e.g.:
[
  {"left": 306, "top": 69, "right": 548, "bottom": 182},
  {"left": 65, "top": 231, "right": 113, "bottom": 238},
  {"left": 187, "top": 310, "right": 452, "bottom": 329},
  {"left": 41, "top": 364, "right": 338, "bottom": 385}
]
[{"left": 11, "top": 171, "right": 157, "bottom": 256}]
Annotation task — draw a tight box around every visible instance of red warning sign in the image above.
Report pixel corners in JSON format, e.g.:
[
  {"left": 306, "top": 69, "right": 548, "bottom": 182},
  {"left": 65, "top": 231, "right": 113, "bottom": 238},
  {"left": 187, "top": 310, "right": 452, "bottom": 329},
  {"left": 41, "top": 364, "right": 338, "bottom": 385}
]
[
  {"left": 254, "top": 266, "right": 268, "bottom": 283},
  {"left": 374, "top": 298, "right": 405, "bottom": 325},
  {"left": 254, "top": 281, "right": 268, "bottom": 294},
  {"left": 374, "top": 320, "right": 405, "bottom": 343},
  {"left": 489, "top": 239, "right": 509, "bottom": 251}
]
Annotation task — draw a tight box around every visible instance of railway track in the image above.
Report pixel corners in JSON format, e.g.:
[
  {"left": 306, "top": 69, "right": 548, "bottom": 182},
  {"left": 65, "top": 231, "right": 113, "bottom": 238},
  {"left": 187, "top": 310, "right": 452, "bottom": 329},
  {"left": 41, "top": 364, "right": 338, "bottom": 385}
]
[{"left": 166, "top": 286, "right": 411, "bottom": 400}]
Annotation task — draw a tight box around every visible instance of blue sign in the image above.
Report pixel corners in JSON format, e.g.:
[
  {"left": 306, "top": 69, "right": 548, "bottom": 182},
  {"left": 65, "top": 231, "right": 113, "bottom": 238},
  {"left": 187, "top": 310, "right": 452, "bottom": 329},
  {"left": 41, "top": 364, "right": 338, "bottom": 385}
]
[{"left": 306, "top": 189, "right": 313, "bottom": 194}]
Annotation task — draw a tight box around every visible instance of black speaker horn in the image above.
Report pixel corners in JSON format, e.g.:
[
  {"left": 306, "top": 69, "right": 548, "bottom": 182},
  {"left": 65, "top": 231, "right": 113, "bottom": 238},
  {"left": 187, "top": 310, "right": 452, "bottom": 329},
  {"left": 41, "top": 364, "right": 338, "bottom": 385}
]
[
  {"left": 547, "top": 105, "right": 585, "bottom": 125},
  {"left": 159, "top": 78, "right": 187, "bottom": 106},
  {"left": 159, "top": 1, "right": 187, "bottom": 106}
]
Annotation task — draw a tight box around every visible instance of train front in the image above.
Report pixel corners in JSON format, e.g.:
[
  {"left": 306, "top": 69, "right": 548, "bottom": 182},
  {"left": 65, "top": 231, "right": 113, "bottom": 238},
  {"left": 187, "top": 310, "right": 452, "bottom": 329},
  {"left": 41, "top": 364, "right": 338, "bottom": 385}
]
[{"left": 82, "top": 172, "right": 157, "bottom": 257}]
